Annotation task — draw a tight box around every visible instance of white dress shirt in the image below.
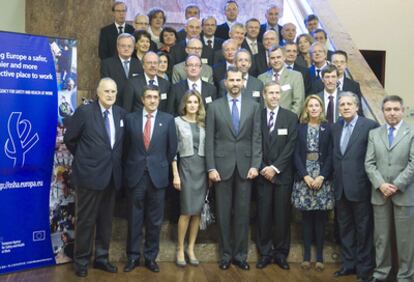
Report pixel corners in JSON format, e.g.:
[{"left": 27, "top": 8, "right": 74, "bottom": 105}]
[{"left": 99, "top": 102, "right": 115, "bottom": 148}]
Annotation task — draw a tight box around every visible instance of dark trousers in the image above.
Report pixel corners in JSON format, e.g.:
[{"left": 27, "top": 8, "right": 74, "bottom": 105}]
[
  {"left": 256, "top": 177, "right": 292, "bottom": 259},
  {"left": 126, "top": 171, "right": 166, "bottom": 261},
  {"left": 336, "top": 196, "right": 375, "bottom": 277},
  {"left": 215, "top": 168, "right": 252, "bottom": 262},
  {"left": 74, "top": 182, "right": 116, "bottom": 267},
  {"left": 302, "top": 210, "right": 328, "bottom": 262}
]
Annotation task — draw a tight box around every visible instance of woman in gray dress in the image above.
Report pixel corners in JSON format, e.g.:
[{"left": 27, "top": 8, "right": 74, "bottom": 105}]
[{"left": 172, "top": 90, "right": 207, "bottom": 267}]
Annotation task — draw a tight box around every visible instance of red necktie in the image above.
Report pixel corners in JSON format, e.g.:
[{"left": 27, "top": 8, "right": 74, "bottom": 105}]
[{"left": 144, "top": 113, "right": 152, "bottom": 150}]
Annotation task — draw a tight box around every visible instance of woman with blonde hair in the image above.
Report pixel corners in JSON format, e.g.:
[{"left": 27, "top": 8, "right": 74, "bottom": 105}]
[
  {"left": 292, "top": 95, "right": 334, "bottom": 271},
  {"left": 172, "top": 90, "right": 207, "bottom": 267}
]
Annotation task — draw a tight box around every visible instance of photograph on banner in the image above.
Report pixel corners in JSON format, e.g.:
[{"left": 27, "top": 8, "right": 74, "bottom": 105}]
[{"left": 48, "top": 37, "right": 77, "bottom": 264}]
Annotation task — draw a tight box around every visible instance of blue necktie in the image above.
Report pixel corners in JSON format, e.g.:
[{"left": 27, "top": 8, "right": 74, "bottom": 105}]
[
  {"left": 388, "top": 126, "right": 395, "bottom": 146},
  {"left": 340, "top": 123, "right": 352, "bottom": 155},
  {"left": 231, "top": 98, "right": 240, "bottom": 135},
  {"left": 103, "top": 110, "right": 111, "bottom": 144}
]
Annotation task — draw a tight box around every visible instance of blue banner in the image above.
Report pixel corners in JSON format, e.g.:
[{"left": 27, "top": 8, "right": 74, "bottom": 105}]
[{"left": 0, "top": 31, "right": 59, "bottom": 274}]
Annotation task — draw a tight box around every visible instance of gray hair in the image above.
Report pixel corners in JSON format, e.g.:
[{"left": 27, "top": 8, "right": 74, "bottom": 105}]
[
  {"left": 338, "top": 91, "right": 360, "bottom": 107},
  {"left": 117, "top": 33, "right": 135, "bottom": 44}
]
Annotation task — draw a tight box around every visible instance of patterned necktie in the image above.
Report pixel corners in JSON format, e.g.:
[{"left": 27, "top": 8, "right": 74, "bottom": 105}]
[
  {"left": 287, "top": 65, "right": 293, "bottom": 70},
  {"left": 388, "top": 126, "right": 395, "bottom": 146},
  {"left": 250, "top": 41, "right": 258, "bottom": 55},
  {"left": 123, "top": 60, "right": 129, "bottom": 77},
  {"left": 336, "top": 80, "right": 342, "bottom": 91},
  {"left": 268, "top": 111, "right": 275, "bottom": 132},
  {"left": 192, "top": 83, "right": 197, "bottom": 91},
  {"left": 144, "top": 113, "right": 152, "bottom": 150},
  {"left": 118, "top": 26, "right": 123, "bottom": 34},
  {"left": 340, "top": 122, "right": 352, "bottom": 155},
  {"left": 273, "top": 72, "right": 279, "bottom": 82},
  {"left": 327, "top": 95, "right": 334, "bottom": 124},
  {"left": 103, "top": 110, "right": 111, "bottom": 145},
  {"left": 207, "top": 39, "right": 213, "bottom": 49},
  {"left": 231, "top": 98, "right": 240, "bottom": 135},
  {"left": 149, "top": 79, "right": 155, "bottom": 86}
]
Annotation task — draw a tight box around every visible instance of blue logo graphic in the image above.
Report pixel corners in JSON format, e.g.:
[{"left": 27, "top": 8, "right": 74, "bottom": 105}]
[{"left": 4, "top": 112, "right": 40, "bottom": 168}]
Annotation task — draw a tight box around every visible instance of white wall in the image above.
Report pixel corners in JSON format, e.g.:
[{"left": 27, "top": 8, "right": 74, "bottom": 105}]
[
  {"left": 0, "top": 0, "right": 25, "bottom": 33},
  {"left": 328, "top": 0, "right": 413, "bottom": 111}
]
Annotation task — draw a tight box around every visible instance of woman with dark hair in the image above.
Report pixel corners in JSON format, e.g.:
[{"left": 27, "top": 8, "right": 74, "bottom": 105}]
[
  {"left": 157, "top": 51, "right": 170, "bottom": 81},
  {"left": 133, "top": 30, "right": 151, "bottom": 62},
  {"left": 172, "top": 90, "right": 207, "bottom": 267},
  {"left": 147, "top": 7, "right": 166, "bottom": 49},
  {"left": 159, "top": 27, "right": 178, "bottom": 53},
  {"left": 296, "top": 33, "right": 314, "bottom": 68},
  {"left": 292, "top": 95, "right": 334, "bottom": 272}
]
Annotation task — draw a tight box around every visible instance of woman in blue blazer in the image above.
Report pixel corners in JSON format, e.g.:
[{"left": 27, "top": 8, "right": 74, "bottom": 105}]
[{"left": 292, "top": 95, "right": 334, "bottom": 271}]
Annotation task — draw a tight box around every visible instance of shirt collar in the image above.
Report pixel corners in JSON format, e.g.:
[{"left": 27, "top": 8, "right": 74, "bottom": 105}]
[
  {"left": 145, "top": 73, "right": 158, "bottom": 85},
  {"left": 345, "top": 115, "right": 358, "bottom": 127},
  {"left": 143, "top": 108, "right": 157, "bottom": 118},
  {"left": 387, "top": 120, "right": 403, "bottom": 131},
  {"left": 98, "top": 101, "right": 113, "bottom": 115},
  {"left": 115, "top": 22, "right": 125, "bottom": 29}
]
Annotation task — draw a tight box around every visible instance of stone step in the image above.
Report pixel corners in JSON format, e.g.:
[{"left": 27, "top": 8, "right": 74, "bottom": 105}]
[{"left": 109, "top": 217, "right": 342, "bottom": 263}]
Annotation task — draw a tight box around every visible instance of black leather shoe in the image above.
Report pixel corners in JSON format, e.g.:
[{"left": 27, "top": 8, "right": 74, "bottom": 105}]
[
  {"left": 232, "top": 260, "right": 250, "bottom": 270},
  {"left": 256, "top": 256, "right": 272, "bottom": 269},
  {"left": 274, "top": 257, "right": 290, "bottom": 270},
  {"left": 369, "top": 278, "right": 385, "bottom": 282},
  {"left": 93, "top": 261, "right": 118, "bottom": 273},
  {"left": 357, "top": 276, "right": 373, "bottom": 282},
  {"left": 75, "top": 266, "right": 88, "bottom": 277},
  {"left": 334, "top": 268, "right": 356, "bottom": 277},
  {"left": 144, "top": 260, "right": 160, "bottom": 273},
  {"left": 218, "top": 260, "right": 231, "bottom": 270},
  {"left": 123, "top": 259, "right": 139, "bottom": 272}
]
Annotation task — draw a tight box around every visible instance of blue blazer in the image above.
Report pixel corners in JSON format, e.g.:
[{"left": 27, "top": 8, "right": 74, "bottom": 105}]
[
  {"left": 294, "top": 122, "right": 333, "bottom": 180},
  {"left": 123, "top": 109, "right": 177, "bottom": 189}
]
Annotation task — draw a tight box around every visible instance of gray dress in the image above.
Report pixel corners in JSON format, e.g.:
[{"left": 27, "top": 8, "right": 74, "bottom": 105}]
[{"left": 178, "top": 120, "right": 207, "bottom": 215}]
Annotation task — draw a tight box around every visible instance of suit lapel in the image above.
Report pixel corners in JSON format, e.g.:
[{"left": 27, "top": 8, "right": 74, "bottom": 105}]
[
  {"left": 239, "top": 97, "right": 249, "bottom": 133},
  {"left": 261, "top": 109, "right": 270, "bottom": 142},
  {"left": 112, "top": 107, "right": 122, "bottom": 148},
  {"left": 221, "top": 96, "right": 237, "bottom": 137},
  {"left": 270, "top": 108, "right": 286, "bottom": 143},
  {"left": 343, "top": 117, "right": 362, "bottom": 155},
  {"left": 390, "top": 121, "right": 410, "bottom": 150},
  {"left": 379, "top": 125, "right": 389, "bottom": 149},
  {"left": 147, "top": 113, "right": 162, "bottom": 152},
  {"left": 94, "top": 102, "right": 111, "bottom": 148}
]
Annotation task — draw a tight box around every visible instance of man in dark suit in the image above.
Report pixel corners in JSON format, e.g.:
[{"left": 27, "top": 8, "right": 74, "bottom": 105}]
[
  {"left": 218, "top": 49, "right": 264, "bottom": 101},
  {"left": 243, "top": 18, "right": 266, "bottom": 57},
  {"left": 212, "top": 39, "right": 238, "bottom": 89},
  {"left": 64, "top": 78, "right": 126, "bottom": 277},
  {"left": 98, "top": 1, "right": 134, "bottom": 60},
  {"left": 206, "top": 67, "right": 262, "bottom": 271},
  {"left": 101, "top": 33, "right": 143, "bottom": 107},
  {"left": 255, "top": 30, "right": 279, "bottom": 75},
  {"left": 169, "top": 17, "right": 214, "bottom": 67},
  {"left": 215, "top": 0, "right": 239, "bottom": 40},
  {"left": 123, "top": 52, "right": 170, "bottom": 113},
  {"left": 123, "top": 85, "right": 177, "bottom": 273},
  {"left": 283, "top": 42, "right": 311, "bottom": 95},
  {"left": 259, "top": 4, "right": 283, "bottom": 42},
  {"left": 331, "top": 50, "right": 363, "bottom": 100},
  {"left": 176, "top": 4, "right": 200, "bottom": 42},
  {"left": 255, "top": 81, "right": 298, "bottom": 270},
  {"left": 316, "top": 65, "right": 341, "bottom": 123},
  {"left": 168, "top": 55, "right": 217, "bottom": 115},
  {"left": 201, "top": 16, "right": 224, "bottom": 51},
  {"left": 331, "top": 92, "right": 378, "bottom": 281},
  {"left": 308, "top": 42, "right": 330, "bottom": 94}
]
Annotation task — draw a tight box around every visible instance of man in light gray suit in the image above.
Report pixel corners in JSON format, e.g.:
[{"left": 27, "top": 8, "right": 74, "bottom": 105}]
[
  {"left": 365, "top": 95, "right": 414, "bottom": 282},
  {"left": 206, "top": 66, "right": 262, "bottom": 271},
  {"left": 258, "top": 46, "right": 304, "bottom": 115},
  {"left": 218, "top": 49, "right": 264, "bottom": 101},
  {"left": 171, "top": 38, "right": 213, "bottom": 84}
]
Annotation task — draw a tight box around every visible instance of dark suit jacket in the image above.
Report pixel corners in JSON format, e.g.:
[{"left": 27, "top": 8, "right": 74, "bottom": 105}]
[
  {"left": 98, "top": 23, "right": 135, "bottom": 60},
  {"left": 168, "top": 79, "right": 217, "bottom": 115},
  {"left": 100, "top": 56, "right": 144, "bottom": 106},
  {"left": 212, "top": 62, "right": 228, "bottom": 90},
  {"left": 64, "top": 102, "right": 126, "bottom": 190},
  {"left": 123, "top": 75, "right": 170, "bottom": 113},
  {"left": 254, "top": 51, "right": 269, "bottom": 76},
  {"left": 218, "top": 75, "right": 264, "bottom": 102},
  {"left": 201, "top": 34, "right": 224, "bottom": 51},
  {"left": 123, "top": 109, "right": 177, "bottom": 189},
  {"left": 176, "top": 28, "right": 187, "bottom": 42},
  {"left": 205, "top": 96, "right": 262, "bottom": 180},
  {"left": 331, "top": 116, "right": 379, "bottom": 201},
  {"left": 258, "top": 23, "right": 283, "bottom": 42},
  {"left": 169, "top": 40, "right": 214, "bottom": 67},
  {"left": 241, "top": 39, "right": 266, "bottom": 57},
  {"left": 261, "top": 107, "right": 298, "bottom": 184},
  {"left": 215, "top": 22, "right": 231, "bottom": 40},
  {"left": 294, "top": 122, "right": 333, "bottom": 179}
]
